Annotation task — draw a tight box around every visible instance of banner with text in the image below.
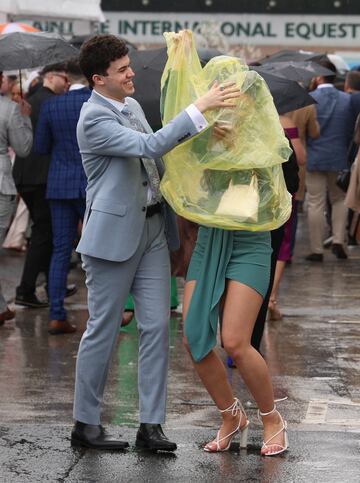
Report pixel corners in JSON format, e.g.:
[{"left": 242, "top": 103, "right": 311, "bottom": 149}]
[{"left": 29, "top": 12, "right": 360, "bottom": 47}]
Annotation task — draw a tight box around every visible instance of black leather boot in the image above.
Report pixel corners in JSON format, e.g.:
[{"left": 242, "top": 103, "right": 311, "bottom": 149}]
[
  {"left": 71, "top": 421, "right": 129, "bottom": 450},
  {"left": 135, "top": 423, "right": 177, "bottom": 451}
]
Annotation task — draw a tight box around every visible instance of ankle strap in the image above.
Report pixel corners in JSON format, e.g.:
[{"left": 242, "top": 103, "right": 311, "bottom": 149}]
[
  {"left": 258, "top": 396, "right": 288, "bottom": 418},
  {"left": 219, "top": 398, "right": 240, "bottom": 417},
  {"left": 259, "top": 405, "right": 276, "bottom": 417}
]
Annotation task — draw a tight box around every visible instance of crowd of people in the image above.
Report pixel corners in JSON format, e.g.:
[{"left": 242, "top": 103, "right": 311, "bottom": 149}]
[{"left": 1, "top": 34, "right": 360, "bottom": 454}]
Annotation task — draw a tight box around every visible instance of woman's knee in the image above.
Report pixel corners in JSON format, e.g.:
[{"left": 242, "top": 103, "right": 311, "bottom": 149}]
[{"left": 223, "top": 338, "right": 248, "bottom": 360}]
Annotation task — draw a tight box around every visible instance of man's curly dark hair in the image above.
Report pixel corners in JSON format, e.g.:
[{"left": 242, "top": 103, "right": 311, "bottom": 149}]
[{"left": 79, "top": 35, "right": 129, "bottom": 87}]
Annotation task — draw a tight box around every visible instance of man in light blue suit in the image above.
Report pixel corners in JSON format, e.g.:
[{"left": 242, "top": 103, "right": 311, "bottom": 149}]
[{"left": 71, "top": 34, "right": 239, "bottom": 450}]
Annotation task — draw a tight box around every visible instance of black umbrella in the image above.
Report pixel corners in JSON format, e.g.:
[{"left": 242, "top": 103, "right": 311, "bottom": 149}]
[
  {"left": 255, "top": 61, "right": 335, "bottom": 84},
  {"left": 259, "top": 49, "right": 328, "bottom": 65},
  {"left": 0, "top": 31, "right": 78, "bottom": 70},
  {"left": 0, "top": 31, "right": 78, "bottom": 97},
  {"left": 250, "top": 67, "right": 316, "bottom": 114}
]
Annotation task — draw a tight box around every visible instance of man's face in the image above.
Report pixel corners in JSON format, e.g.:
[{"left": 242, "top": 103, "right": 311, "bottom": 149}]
[
  {"left": 11, "top": 84, "right": 22, "bottom": 103},
  {"left": 95, "top": 55, "right": 135, "bottom": 101},
  {"left": 47, "top": 71, "right": 69, "bottom": 94}
]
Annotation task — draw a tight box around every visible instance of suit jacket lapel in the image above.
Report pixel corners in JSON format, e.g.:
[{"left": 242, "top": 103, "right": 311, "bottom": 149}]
[{"left": 89, "top": 90, "right": 134, "bottom": 129}]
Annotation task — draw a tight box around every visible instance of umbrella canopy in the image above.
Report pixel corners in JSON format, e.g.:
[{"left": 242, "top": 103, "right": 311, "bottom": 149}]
[
  {"left": 0, "top": 22, "right": 39, "bottom": 34},
  {"left": 250, "top": 67, "right": 315, "bottom": 114},
  {"left": 255, "top": 61, "right": 335, "bottom": 84},
  {"left": 0, "top": 31, "right": 78, "bottom": 71},
  {"left": 259, "top": 49, "right": 328, "bottom": 65}
]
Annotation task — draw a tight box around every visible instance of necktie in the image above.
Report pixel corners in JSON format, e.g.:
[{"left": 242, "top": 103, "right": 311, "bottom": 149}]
[{"left": 122, "top": 106, "right": 162, "bottom": 205}]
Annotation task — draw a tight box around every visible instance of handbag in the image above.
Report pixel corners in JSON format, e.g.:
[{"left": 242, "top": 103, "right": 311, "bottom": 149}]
[
  {"left": 336, "top": 169, "right": 351, "bottom": 193},
  {"left": 215, "top": 173, "right": 259, "bottom": 221}
]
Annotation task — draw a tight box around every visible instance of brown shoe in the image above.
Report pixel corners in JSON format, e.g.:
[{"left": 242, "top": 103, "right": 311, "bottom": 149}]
[
  {"left": 0, "top": 307, "right": 15, "bottom": 325},
  {"left": 48, "top": 320, "right": 76, "bottom": 335}
]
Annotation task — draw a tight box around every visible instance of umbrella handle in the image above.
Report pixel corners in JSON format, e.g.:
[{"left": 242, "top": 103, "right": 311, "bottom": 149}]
[{"left": 19, "top": 69, "right": 23, "bottom": 98}]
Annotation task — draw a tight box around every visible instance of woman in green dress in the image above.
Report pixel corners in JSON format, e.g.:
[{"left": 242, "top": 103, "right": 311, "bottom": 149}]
[
  {"left": 160, "top": 30, "right": 289, "bottom": 456},
  {"left": 183, "top": 227, "right": 288, "bottom": 456},
  {"left": 183, "top": 182, "right": 288, "bottom": 456},
  {"left": 183, "top": 211, "right": 288, "bottom": 456}
]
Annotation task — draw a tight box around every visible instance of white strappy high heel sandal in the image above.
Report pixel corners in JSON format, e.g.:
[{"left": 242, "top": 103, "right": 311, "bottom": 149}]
[
  {"left": 258, "top": 404, "right": 288, "bottom": 456},
  {"left": 204, "top": 398, "right": 250, "bottom": 452}
]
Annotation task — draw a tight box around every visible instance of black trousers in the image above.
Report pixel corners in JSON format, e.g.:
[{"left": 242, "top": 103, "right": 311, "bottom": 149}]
[
  {"left": 251, "top": 225, "right": 285, "bottom": 352},
  {"left": 17, "top": 185, "right": 53, "bottom": 295}
]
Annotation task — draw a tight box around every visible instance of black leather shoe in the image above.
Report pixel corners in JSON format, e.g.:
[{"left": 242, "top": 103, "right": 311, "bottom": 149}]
[
  {"left": 135, "top": 424, "right": 177, "bottom": 451},
  {"left": 305, "top": 253, "right": 323, "bottom": 262},
  {"left": 331, "top": 243, "right": 348, "bottom": 259},
  {"left": 15, "top": 293, "right": 49, "bottom": 308},
  {"left": 71, "top": 421, "right": 129, "bottom": 450}
]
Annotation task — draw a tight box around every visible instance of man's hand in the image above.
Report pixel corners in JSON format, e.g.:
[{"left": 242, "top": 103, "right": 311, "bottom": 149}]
[
  {"left": 19, "top": 99, "right": 31, "bottom": 117},
  {"left": 194, "top": 81, "right": 241, "bottom": 113}
]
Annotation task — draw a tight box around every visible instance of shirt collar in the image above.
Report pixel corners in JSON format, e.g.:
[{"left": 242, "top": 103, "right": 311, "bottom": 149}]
[
  {"left": 69, "top": 83, "right": 87, "bottom": 91},
  {"left": 317, "top": 83, "right": 335, "bottom": 89},
  {"left": 94, "top": 90, "right": 127, "bottom": 112}
]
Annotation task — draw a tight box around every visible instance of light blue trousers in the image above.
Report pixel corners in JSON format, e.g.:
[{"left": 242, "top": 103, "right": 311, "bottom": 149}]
[{"left": 73, "top": 213, "right": 171, "bottom": 425}]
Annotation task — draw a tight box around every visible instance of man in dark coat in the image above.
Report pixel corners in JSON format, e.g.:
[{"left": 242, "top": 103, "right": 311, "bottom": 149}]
[{"left": 13, "top": 62, "right": 69, "bottom": 307}]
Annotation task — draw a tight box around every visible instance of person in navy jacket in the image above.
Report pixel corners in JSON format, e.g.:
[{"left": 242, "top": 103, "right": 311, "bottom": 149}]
[
  {"left": 34, "top": 59, "right": 91, "bottom": 334},
  {"left": 306, "top": 60, "right": 353, "bottom": 261}
]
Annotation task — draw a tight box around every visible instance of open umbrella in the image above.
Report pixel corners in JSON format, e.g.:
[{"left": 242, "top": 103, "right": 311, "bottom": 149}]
[
  {"left": 0, "top": 31, "right": 78, "bottom": 97},
  {"left": 255, "top": 61, "right": 335, "bottom": 84},
  {"left": 0, "top": 31, "right": 78, "bottom": 71},
  {"left": 259, "top": 49, "right": 328, "bottom": 65},
  {"left": 0, "top": 22, "right": 39, "bottom": 34},
  {"left": 250, "top": 67, "right": 315, "bottom": 114}
]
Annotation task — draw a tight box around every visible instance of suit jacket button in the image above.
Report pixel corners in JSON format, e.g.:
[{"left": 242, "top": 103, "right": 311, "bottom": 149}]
[
  {"left": 143, "top": 181, "right": 148, "bottom": 186},
  {"left": 142, "top": 206, "right": 146, "bottom": 211}
]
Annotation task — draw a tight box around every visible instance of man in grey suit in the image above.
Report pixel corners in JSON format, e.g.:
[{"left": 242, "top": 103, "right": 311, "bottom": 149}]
[
  {"left": 71, "top": 34, "right": 239, "bottom": 450},
  {"left": 0, "top": 71, "right": 32, "bottom": 325}
]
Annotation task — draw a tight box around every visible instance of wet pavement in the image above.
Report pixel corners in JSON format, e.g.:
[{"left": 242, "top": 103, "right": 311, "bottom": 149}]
[{"left": 1, "top": 214, "right": 360, "bottom": 482}]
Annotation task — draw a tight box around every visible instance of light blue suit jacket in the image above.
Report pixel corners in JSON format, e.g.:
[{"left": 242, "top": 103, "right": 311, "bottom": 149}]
[{"left": 76, "top": 90, "right": 198, "bottom": 262}]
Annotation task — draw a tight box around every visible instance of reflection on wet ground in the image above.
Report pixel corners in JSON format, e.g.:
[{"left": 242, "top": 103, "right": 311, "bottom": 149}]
[{"left": 1, "top": 215, "right": 360, "bottom": 482}]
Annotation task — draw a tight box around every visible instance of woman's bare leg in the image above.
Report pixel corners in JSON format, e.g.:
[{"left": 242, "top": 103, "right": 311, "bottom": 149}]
[
  {"left": 221, "top": 280, "right": 285, "bottom": 453},
  {"left": 268, "top": 260, "right": 286, "bottom": 320},
  {"left": 182, "top": 281, "right": 246, "bottom": 450}
]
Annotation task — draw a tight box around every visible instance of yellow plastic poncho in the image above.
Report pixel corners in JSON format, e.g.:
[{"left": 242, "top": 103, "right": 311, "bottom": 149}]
[{"left": 160, "top": 30, "right": 292, "bottom": 231}]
